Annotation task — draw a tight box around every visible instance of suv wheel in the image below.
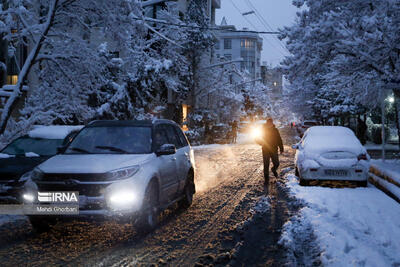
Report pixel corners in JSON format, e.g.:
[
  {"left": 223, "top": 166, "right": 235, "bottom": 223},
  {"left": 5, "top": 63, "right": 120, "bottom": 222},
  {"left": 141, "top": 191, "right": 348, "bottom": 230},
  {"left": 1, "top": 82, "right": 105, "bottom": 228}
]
[
  {"left": 295, "top": 167, "right": 300, "bottom": 177},
  {"left": 179, "top": 172, "right": 195, "bottom": 209},
  {"left": 299, "top": 178, "right": 309, "bottom": 186},
  {"left": 136, "top": 181, "right": 160, "bottom": 233}
]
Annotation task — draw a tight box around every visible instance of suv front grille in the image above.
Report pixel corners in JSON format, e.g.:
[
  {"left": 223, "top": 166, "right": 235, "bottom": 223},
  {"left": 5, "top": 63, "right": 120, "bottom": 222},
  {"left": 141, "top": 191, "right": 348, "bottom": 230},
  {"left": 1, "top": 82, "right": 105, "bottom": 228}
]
[{"left": 37, "top": 181, "right": 110, "bottom": 197}]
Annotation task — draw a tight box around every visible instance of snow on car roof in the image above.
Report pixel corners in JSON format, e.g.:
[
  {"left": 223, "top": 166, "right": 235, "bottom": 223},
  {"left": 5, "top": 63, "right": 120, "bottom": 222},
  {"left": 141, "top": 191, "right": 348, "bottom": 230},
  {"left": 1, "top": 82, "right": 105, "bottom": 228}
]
[
  {"left": 306, "top": 126, "right": 354, "bottom": 136},
  {"left": 303, "top": 126, "right": 365, "bottom": 155},
  {"left": 28, "top": 125, "right": 83, "bottom": 140}
]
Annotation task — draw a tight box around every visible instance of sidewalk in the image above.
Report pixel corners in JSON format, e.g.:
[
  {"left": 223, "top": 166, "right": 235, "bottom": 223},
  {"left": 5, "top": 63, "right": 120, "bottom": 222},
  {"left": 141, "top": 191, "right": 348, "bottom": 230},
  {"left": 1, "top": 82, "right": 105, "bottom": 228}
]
[{"left": 369, "top": 159, "right": 400, "bottom": 203}]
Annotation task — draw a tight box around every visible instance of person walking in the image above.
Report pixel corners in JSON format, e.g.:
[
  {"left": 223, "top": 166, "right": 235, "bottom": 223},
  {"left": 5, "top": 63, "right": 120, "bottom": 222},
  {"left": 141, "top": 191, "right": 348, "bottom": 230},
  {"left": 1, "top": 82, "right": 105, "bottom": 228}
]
[
  {"left": 231, "top": 120, "right": 238, "bottom": 143},
  {"left": 256, "top": 118, "right": 284, "bottom": 184}
]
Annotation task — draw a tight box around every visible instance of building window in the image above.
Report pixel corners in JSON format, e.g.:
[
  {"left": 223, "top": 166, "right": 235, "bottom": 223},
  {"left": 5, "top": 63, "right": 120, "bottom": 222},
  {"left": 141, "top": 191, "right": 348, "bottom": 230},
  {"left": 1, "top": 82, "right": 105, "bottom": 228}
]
[
  {"left": 6, "top": 75, "right": 18, "bottom": 85},
  {"left": 223, "top": 54, "right": 232, "bottom": 60},
  {"left": 224, "top": 38, "right": 232, "bottom": 49},
  {"left": 241, "top": 39, "right": 255, "bottom": 48},
  {"left": 182, "top": 104, "right": 189, "bottom": 131}
]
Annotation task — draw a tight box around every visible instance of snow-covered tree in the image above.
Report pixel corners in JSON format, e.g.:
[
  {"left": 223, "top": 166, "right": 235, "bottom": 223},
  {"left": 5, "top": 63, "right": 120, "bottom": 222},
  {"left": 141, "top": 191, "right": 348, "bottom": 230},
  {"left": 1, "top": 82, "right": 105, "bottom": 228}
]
[
  {"left": 281, "top": 0, "right": 400, "bottom": 127},
  {"left": 0, "top": 0, "right": 193, "bottom": 137}
]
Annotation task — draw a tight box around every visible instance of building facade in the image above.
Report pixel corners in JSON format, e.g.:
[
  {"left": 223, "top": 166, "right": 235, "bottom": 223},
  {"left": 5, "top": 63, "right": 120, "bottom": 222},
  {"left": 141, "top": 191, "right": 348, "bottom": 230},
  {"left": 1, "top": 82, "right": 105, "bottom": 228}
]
[{"left": 214, "top": 18, "right": 263, "bottom": 81}]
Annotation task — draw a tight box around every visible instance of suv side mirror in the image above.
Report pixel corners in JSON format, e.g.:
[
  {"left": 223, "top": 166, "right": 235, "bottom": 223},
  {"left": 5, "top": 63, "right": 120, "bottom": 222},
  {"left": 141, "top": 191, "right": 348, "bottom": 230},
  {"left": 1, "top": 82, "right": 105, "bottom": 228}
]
[
  {"left": 156, "top": 144, "right": 176, "bottom": 156},
  {"left": 292, "top": 143, "right": 299, "bottom": 150}
]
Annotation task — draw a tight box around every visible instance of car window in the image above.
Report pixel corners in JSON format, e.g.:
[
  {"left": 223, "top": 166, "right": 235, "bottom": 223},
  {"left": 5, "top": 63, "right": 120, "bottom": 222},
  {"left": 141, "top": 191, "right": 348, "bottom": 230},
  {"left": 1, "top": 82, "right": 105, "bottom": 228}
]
[
  {"left": 174, "top": 126, "right": 189, "bottom": 147},
  {"left": 154, "top": 125, "right": 170, "bottom": 150},
  {"left": 65, "top": 126, "right": 152, "bottom": 154},
  {"left": 2, "top": 137, "right": 63, "bottom": 156},
  {"left": 164, "top": 124, "right": 181, "bottom": 148}
]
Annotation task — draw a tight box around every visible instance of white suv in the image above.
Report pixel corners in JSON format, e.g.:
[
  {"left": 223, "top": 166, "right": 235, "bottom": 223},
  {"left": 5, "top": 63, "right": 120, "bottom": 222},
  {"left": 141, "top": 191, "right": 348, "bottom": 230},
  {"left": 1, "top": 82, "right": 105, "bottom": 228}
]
[{"left": 23, "top": 120, "right": 196, "bottom": 232}]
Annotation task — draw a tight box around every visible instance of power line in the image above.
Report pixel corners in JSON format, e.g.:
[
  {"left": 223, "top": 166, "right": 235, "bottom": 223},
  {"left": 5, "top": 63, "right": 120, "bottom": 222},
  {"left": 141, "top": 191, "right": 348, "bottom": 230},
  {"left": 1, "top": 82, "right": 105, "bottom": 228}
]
[
  {"left": 229, "top": 0, "right": 260, "bottom": 32},
  {"left": 244, "top": 0, "right": 289, "bottom": 54},
  {"left": 131, "top": 16, "right": 279, "bottom": 34},
  {"left": 229, "top": 0, "right": 286, "bottom": 56}
]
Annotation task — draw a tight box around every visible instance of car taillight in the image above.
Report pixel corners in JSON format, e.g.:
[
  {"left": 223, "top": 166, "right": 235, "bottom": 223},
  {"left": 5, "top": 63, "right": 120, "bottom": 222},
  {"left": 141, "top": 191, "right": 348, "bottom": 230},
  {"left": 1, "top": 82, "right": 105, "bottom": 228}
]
[
  {"left": 357, "top": 154, "right": 368, "bottom": 161},
  {"left": 302, "top": 126, "right": 307, "bottom": 128}
]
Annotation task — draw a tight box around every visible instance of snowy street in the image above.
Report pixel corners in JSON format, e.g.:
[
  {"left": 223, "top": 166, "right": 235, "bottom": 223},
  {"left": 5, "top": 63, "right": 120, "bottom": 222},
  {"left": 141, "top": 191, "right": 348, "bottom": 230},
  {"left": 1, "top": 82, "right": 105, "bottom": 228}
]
[
  {"left": 0, "top": 129, "right": 296, "bottom": 266},
  {"left": 0, "top": 129, "right": 398, "bottom": 266}
]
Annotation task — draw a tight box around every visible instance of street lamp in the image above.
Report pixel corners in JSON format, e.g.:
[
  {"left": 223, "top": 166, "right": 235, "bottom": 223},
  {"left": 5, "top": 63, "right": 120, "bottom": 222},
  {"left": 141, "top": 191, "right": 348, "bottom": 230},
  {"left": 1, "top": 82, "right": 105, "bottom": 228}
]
[{"left": 388, "top": 96, "right": 395, "bottom": 103}]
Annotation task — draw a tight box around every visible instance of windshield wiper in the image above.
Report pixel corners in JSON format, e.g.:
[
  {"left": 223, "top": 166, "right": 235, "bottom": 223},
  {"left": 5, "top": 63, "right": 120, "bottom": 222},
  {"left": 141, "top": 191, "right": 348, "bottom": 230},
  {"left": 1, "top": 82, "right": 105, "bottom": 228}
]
[
  {"left": 95, "top": 146, "right": 130, "bottom": 154},
  {"left": 69, "top": 147, "right": 92, "bottom": 154}
]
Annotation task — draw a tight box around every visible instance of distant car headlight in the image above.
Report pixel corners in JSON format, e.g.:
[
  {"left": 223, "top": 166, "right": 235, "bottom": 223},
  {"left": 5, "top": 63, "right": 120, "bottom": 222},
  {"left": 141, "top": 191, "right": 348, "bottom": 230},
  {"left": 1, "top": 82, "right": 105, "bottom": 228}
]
[
  {"left": 108, "top": 166, "right": 140, "bottom": 180},
  {"left": 251, "top": 127, "right": 262, "bottom": 139},
  {"left": 107, "top": 189, "right": 139, "bottom": 210}
]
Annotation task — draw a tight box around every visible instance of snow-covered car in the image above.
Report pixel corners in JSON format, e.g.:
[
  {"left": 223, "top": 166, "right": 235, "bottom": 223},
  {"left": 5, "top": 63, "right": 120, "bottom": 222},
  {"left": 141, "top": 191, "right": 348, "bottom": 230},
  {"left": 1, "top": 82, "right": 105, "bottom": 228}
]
[
  {"left": 23, "top": 120, "right": 195, "bottom": 232},
  {"left": 0, "top": 125, "right": 83, "bottom": 203},
  {"left": 296, "top": 120, "right": 318, "bottom": 137},
  {"left": 293, "top": 126, "right": 370, "bottom": 186}
]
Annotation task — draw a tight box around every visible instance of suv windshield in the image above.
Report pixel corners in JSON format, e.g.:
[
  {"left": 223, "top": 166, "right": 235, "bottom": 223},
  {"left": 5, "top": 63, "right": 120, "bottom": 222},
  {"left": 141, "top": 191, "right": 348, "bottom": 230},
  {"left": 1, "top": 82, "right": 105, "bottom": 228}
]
[
  {"left": 65, "top": 126, "right": 152, "bottom": 154},
  {"left": 1, "top": 137, "right": 63, "bottom": 156}
]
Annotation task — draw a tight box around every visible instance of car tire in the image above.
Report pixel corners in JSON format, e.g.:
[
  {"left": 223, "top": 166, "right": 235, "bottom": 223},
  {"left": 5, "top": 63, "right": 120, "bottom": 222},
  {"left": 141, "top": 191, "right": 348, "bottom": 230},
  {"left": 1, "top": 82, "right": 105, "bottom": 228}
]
[
  {"left": 136, "top": 180, "right": 160, "bottom": 233},
  {"left": 179, "top": 172, "right": 195, "bottom": 209},
  {"left": 295, "top": 167, "right": 300, "bottom": 177},
  {"left": 29, "top": 216, "right": 56, "bottom": 233},
  {"left": 299, "top": 178, "right": 309, "bottom": 186}
]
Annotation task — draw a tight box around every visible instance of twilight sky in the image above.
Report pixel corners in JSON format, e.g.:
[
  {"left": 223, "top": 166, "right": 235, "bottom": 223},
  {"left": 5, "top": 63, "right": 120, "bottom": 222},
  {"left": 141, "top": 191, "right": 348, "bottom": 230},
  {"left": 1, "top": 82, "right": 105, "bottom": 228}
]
[{"left": 215, "top": 0, "right": 299, "bottom": 67}]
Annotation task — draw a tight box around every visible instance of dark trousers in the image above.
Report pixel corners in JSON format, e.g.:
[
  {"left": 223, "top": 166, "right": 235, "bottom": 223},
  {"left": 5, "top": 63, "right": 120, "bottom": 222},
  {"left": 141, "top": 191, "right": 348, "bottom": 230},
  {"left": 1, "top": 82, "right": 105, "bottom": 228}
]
[{"left": 262, "top": 150, "right": 279, "bottom": 181}]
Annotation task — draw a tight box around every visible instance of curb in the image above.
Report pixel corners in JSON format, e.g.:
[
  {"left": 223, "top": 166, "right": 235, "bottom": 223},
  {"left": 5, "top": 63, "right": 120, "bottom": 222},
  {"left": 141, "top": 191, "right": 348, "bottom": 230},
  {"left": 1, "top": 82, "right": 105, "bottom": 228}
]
[{"left": 369, "top": 165, "right": 400, "bottom": 204}]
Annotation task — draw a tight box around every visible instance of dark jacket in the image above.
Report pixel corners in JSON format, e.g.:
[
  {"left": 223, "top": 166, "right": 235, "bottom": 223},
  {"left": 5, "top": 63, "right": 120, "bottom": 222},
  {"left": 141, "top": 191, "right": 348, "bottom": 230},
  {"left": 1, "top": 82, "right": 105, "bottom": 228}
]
[{"left": 257, "top": 124, "right": 284, "bottom": 154}]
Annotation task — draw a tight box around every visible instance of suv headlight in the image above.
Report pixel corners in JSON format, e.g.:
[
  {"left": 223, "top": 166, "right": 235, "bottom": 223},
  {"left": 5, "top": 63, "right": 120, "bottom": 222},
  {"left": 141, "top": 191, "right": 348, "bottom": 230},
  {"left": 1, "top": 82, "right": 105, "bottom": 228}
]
[
  {"left": 31, "top": 168, "right": 44, "bottom": 181},
  {"left": 108, "top": 166, "right": 140, "bottom": 180}
]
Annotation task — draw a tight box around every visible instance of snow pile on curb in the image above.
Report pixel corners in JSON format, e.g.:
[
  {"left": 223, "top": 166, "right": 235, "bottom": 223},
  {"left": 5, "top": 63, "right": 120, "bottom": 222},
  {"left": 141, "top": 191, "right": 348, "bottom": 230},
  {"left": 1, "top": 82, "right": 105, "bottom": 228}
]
[
  {"left": 280, "top": 173, "right": 400, "bottom": 266},
  {"left": 371, "top": 159, "right": 400, "bottom": 185}
]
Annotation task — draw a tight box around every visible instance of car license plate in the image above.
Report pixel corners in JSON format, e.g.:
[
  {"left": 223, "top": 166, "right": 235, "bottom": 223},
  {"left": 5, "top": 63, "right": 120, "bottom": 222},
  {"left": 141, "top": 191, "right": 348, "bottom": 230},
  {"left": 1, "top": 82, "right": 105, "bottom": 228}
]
[{"left": 324, "top": 169, "right": 348, "bottom": 176}]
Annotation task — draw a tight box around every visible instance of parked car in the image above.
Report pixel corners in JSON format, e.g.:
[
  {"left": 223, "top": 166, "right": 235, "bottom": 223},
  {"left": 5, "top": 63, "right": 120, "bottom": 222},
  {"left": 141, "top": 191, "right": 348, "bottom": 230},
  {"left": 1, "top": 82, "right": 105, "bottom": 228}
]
[
  {"left": 206, "top": 123, "right": 232, "bottom": 144},
  {"left": 296, "top": 120, "right": 318, "bottom": 137},
  {"left": 0, "top": 125, "right": 83, "bottom": 203},
  {"left": 23, "top": 120, "right": 196, "bottom": 232},
  {"left": 293, "top": 126, "right": 370, "bottom": 186}
]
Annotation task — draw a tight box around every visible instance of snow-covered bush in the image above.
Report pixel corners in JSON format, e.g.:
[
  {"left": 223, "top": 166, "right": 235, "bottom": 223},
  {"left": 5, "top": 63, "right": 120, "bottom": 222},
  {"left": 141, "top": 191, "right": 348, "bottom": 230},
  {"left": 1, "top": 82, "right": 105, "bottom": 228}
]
[{"left": 185, "top": 128, "right": 204, "bottom": 146}]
